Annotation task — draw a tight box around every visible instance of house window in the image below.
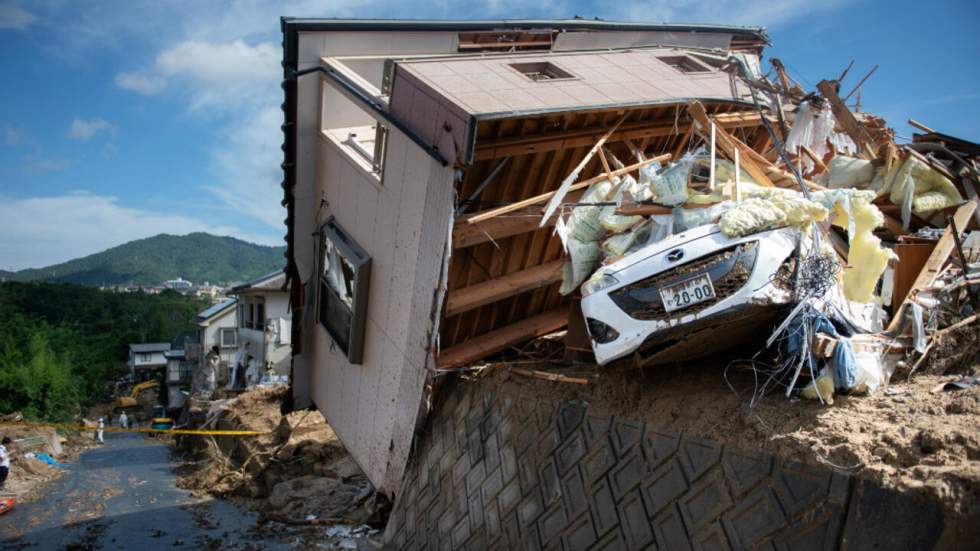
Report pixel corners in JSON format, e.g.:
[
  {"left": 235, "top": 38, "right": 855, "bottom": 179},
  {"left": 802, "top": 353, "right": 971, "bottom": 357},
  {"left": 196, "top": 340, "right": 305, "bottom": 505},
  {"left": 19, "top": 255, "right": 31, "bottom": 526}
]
[
  {"left": 509, "top": 61, "right": 575, "bottom": 81},
  {"left": 256, "top": 300, "right": 265, "bottom": 330},
  {"left": 140, "top": 353, "right": 152, "bottom": 362},
  {"left": 318, "top": 217, "right": 371, "bottom": 364},
  {"left": 220, "top": 327, "right": 238, "bottom": 348},
  {"left": 656, "top": 55, "right": 711, "bottom": 74},
  {"left": 342, "top": 123, "right": 388, "bottom": 176}
]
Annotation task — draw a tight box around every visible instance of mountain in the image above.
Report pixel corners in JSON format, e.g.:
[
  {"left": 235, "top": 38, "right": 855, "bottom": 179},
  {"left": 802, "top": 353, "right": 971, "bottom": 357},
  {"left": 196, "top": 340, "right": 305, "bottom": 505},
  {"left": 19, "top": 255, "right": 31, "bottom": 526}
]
[{"left": 7, "top": 233, "right": 285, "bottom": 286}]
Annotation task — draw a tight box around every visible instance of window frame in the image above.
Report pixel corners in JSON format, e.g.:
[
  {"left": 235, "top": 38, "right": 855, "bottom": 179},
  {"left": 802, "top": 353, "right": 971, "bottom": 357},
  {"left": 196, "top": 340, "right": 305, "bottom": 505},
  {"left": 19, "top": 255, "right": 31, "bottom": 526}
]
[
  {"left": 219, "top": 327, "right": 238, "bottom": 348},
  {"left": 317, "top": 216, "right": 372, "bottom": 364}
]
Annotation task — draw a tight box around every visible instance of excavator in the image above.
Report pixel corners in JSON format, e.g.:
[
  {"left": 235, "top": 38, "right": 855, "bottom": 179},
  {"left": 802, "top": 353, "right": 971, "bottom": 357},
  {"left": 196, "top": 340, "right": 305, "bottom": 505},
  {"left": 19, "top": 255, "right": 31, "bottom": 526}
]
[
  {"left": 113, "top": 380, "right": 159, "bottom": 409},
  {"left": 113, "top": 380, "right": 175, "bottom": 430}
]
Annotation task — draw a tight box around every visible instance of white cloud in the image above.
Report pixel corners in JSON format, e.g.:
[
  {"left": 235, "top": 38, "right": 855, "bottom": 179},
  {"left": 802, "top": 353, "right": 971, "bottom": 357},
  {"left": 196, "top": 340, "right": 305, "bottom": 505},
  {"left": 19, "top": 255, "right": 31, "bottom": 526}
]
[
  {"left": 0, "top": 4, "right": 35, "bottom": 30},
  {"left": 3, "top": 125, "right": 20, "bottom": 145},
  {"left": 207, "top": 106, "right": 286, "bottom": 228},
  {"left": 115, "top": 71, "right": 166, "bottom": 95},
  {"left": 69, "top": 117, "right": 115, "bottom": 141},
  {"left": 0, "top": 192, "right": 277, "bottom": 270}
]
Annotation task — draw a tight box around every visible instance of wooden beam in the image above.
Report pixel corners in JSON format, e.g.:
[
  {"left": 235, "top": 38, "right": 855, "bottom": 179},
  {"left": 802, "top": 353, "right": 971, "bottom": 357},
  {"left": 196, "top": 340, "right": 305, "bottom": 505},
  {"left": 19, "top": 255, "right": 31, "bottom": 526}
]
[
  {"left": 474, "top": 111, "right": 768, "bottom": 161},
  {"left": 886, "top": 200, "right": 978, "bottom": 333},
  {"left": 541, "top": 113, "right": 628, "bottom": 224},
  {"left": 436, "top": 308, "right": 568, "bottom": 368},
  {"left": 688, "top": 101, "right": 776, "bottom": 187},
  {"left": 800, "top": 145, "right": 828, "bottom": 175},
  {"left": 817, "top": 80, "right": 876, "bottom": 158},
  {"left": 465, "top": 154, "right": 671, "bottom": 225},
  {"left": 445, "top": 260, "right": 564, "bottom": 317}
]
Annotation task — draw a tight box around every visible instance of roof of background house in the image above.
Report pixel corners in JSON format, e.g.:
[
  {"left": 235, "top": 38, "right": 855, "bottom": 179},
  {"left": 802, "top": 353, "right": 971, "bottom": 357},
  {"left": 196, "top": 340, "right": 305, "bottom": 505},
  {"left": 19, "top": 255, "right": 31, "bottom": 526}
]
[
  {"left": 164, "top": 349, "right": 186, "bottom": 359},
  {"left": 232, "top": 270, "right": 287, "bottom": 294},
  {"left": 129, "top": 343, "right": 171, "bottom": 353},
  {"left": 196, "top": 298, "right": 237, "bottom": 323}
]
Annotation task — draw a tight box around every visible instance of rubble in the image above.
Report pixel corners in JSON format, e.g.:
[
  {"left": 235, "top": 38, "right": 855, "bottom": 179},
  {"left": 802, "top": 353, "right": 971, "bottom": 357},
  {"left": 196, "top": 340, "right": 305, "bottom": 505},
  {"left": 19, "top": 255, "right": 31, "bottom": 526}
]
[{"left": 174, "top": 385, "right": 382, "bottom": 528}]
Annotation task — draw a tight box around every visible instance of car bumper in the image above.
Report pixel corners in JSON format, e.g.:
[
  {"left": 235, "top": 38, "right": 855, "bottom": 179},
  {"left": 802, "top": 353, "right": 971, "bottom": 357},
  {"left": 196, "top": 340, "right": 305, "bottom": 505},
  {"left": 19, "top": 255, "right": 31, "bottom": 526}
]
[{"left": 581, "top": 226, "right": 798, "bottom": 365}]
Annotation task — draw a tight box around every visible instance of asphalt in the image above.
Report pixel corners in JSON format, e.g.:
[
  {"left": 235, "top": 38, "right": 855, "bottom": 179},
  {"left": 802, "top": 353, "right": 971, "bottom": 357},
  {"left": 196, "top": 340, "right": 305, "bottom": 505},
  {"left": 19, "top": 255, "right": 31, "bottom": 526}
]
[{"left": 0, "top": 432, "right": 298, "bottom": 550}]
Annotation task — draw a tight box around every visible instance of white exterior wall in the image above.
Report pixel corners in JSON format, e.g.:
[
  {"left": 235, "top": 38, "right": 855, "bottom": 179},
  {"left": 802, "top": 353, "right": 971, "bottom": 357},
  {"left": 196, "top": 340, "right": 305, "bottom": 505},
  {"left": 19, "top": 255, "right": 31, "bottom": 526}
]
[
  {"left": 292, "top": 31, "right": 462, "bottom": 495},
  {"left": 238, "top": 292, "right": 291, "bottom": 373},
  {"left": 200, "top": 307, "right": 238, "bottom": 365},
  {"left": 130, "top": 351, "right": 167, "bottom": 371},
  {"left": 306, "top": 127, "right": 453, "bottom": 494}
]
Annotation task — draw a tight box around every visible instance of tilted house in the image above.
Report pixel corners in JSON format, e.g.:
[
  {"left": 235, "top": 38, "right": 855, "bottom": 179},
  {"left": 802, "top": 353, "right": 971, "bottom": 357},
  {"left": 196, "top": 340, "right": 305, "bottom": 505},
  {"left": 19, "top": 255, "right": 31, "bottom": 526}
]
[{"left": 279, "top": 18, "right": 774, "bottom": 494}]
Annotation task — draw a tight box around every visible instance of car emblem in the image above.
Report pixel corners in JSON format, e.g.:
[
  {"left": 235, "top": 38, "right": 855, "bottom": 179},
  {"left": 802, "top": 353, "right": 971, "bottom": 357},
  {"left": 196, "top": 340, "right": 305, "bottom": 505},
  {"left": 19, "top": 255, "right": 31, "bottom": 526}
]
[{"left": 667, "top": 249, "right": 684, "bottom": 262}]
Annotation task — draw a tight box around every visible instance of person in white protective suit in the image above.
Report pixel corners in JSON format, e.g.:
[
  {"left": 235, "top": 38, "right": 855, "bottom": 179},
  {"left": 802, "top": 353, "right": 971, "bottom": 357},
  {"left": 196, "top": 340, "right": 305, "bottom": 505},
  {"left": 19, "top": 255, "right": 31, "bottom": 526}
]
[{"left": 227, "top": 342, "right": 250, "bottom": 390}]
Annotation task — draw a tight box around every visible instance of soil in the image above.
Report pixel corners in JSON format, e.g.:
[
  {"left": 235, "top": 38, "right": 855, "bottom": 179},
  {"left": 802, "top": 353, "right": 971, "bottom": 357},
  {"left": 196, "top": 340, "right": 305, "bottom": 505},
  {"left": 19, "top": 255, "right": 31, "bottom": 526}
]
[
  {"left": 173, "top": 385, "right": 383, "bottom": 530},
  {"left": 474, "top": 326, "right": 980, "bottom": 518},
  {"left": 0, "top": 415, "right": 99, "bottom": 504}
]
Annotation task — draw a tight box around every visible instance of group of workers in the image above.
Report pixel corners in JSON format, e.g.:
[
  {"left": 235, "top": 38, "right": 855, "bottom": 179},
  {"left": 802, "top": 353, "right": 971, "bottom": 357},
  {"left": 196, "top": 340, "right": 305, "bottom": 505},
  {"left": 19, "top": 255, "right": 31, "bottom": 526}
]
[{"left": 196, "top": 342, "right": 264, "bottom": 398}]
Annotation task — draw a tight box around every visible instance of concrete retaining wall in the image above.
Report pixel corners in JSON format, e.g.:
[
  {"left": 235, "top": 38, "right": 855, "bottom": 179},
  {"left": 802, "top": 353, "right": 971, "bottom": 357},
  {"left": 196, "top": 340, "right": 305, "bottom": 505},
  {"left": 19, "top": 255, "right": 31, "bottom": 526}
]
[{"left": 384, "top": 377, "right": 949, "bottom": 550}]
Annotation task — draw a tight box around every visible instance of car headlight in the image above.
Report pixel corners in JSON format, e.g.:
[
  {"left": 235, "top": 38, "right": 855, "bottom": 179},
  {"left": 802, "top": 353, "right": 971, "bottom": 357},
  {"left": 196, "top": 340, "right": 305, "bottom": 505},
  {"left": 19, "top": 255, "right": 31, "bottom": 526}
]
[{"left": 581, "top": 273, "right": 619, "bottom": 297}]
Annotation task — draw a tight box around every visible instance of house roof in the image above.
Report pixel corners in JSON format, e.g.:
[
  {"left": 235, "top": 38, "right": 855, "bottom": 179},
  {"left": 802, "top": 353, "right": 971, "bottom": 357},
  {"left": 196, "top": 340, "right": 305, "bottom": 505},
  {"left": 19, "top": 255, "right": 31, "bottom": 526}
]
[
  {"left": 392, "top": 48, "right": 752, "bottom": 120},
  {"left": 280, "top": 18, "right": 769, "bottom": 43},
  {"left": 129, "top": 343, "right": 171, "bottom": 353},
  {"left": 232, "top": 270, "right": 287, "bottom": 294},
  {"left": 196, "top": 298, "right": 237, "bottom": 323}
]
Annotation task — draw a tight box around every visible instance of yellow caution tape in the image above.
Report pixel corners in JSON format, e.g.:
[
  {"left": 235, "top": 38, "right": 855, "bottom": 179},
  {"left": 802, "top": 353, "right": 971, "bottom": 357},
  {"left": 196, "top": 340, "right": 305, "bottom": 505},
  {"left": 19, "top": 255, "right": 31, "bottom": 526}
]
[{"left": 0, "top": 420, "right": 270, "bottom": 437}]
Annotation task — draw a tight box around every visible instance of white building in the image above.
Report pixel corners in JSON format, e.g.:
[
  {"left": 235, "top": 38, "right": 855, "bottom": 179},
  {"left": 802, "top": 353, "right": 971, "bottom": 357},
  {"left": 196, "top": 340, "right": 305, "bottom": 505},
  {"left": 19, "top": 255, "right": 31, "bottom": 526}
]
[
  {"left": 278, "top": 18, "right": 769, "bottom": 494},
  {"left": 232, "top": 271, "right": 291, "bottom": 374},
  {"left": 127, "top": 342, "right": 170, "bottom": 378},
  {"left": 195, "top": 298, "right": 238, "bottom": 364}
]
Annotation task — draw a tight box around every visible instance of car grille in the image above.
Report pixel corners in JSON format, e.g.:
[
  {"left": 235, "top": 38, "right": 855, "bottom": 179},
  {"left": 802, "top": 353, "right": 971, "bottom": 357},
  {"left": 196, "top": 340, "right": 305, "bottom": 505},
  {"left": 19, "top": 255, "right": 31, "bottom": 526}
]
[{"left": 609, "top": 242, "right": 758, "bottom": 321}]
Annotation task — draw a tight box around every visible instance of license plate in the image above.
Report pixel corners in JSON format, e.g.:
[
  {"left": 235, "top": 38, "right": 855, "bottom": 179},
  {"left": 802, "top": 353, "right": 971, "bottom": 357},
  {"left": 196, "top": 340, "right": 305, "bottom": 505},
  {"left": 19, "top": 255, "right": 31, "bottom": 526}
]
[{"left": 660, "top": 274, "right": 716, "bottom": 312}]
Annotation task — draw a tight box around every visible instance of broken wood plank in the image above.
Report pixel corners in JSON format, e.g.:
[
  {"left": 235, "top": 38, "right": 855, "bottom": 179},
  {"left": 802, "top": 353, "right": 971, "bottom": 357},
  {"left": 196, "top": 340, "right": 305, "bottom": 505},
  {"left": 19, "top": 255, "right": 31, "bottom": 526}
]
[
  {"left": 615, "top": 202, "right": 716, "bottom": 216},
  {"left": 817, "top": 80, "right": 876, "bottom": 158},
  {"left": 688, "top": 101, "right": 776, "bottom": 187},
  {"left": 444, "top": 260, "right": 564, "bottom": 317},
  {"left": 541, "top": 113, "right": 629, "bottom": 224},
  {"left": 510, "top": 367, "right": 590, "bottom": 385},
  {"left": 453, "top": 208, "right": 557, "bottom": 249},
  {"left": 800, "top": 145, "right": 828, "bottom": 175},
  {"left": 886, "top": 200, "right": 978, "bottom": 333},
  {"left": 436, "top": 308, "right": 567, "bottom": 368},
  {"left": 464, "top": 154, "right": 671, "bottom": 225}
]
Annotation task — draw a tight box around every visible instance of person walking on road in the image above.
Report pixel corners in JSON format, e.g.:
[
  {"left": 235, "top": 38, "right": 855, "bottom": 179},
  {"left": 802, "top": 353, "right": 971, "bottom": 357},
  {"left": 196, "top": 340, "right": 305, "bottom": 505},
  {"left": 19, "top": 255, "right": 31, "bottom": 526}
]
[
  {"left": 0, "top": 436, "right": 12, "bottom": 490},
  {"left": 97, "top": 418, "right": 105, "bottom": 444},
  {"left": 119, "top": 411, "right": 129, "bottom": 430}
]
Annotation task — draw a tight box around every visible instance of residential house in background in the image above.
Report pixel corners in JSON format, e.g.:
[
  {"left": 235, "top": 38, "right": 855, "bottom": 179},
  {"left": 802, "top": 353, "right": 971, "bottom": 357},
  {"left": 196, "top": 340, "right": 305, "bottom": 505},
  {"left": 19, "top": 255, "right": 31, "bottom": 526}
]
[
  {"left": 127, "top": 342, "right": 170, "bottom": 379},
  {"left": 232, "top": 271, "right": 291, "bottom": 374},
  {"left": 196, "top": 298, "right": 238, "bottom": 365}
]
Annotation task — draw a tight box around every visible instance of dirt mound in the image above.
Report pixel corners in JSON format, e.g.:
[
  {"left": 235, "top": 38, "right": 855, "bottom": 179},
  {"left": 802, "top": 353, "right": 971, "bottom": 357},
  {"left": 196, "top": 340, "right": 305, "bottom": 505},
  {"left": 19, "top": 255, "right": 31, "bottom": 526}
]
[
  {"left": 0, "top": 413, "right": 97, "bottom": 503},
  {"left": 174, "top": 385, "right": 380, "bottom": 527},
  {"left": 478, "top": 352, "right": 980, "bottom": 517}
]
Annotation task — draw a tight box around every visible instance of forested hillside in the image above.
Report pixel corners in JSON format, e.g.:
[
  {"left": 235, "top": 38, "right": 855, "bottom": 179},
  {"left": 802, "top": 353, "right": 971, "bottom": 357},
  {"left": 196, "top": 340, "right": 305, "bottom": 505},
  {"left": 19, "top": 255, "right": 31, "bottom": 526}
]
[
  {"left": 0, "top": 282, "right": 208, "bottom": 421},
  {"left": 5, "top": 233, "right": 284, "bottom": 286}
]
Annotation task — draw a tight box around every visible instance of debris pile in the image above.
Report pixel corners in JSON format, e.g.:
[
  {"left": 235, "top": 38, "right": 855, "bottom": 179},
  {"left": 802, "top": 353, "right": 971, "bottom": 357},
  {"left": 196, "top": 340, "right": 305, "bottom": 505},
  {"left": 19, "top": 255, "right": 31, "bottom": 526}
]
[
  {"left": 540, "top": 58, "right": 979, "bottom": 404},
  {"left": 0, "top": 412, "right": 95, "bottom": 503},
  {"left": 175, "top": 385, "right": 383, "bottom": 529}
]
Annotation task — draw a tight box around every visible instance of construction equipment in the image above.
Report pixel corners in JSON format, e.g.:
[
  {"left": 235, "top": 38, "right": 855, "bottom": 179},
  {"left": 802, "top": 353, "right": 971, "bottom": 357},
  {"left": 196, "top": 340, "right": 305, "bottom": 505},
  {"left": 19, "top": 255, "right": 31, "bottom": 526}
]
[
  {"left": 149, "top": 405, "right": 174, "bottom": 431},
  {"left": 113, "top": 380, "right": 159, "bottom": 410}
]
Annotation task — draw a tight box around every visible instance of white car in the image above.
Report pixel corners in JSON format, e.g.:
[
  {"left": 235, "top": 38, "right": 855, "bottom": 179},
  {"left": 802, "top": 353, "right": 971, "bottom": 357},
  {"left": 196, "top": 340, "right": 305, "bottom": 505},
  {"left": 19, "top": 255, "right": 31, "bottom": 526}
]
[{"left": 580, "top": 224, "right": 799, "bottom": 366}]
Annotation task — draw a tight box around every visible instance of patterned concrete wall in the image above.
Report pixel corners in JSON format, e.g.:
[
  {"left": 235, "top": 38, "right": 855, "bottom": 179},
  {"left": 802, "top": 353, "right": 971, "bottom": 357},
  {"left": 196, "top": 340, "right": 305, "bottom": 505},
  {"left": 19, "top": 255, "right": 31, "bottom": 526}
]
[{"left": 384, "top": 378, "right": 946, "bottom": 550}]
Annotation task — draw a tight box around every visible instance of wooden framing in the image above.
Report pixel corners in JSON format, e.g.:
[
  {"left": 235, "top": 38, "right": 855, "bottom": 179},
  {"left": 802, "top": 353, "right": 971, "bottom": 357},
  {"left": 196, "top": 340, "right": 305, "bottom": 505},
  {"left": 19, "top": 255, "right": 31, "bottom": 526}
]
[
  {"left": 437, "top": 308, "right": 567, "bottom": 368},
  {"left": 885, "top": 201, "right": 978, "bottom": 333},
  {"left": 445, "top": 259, "right": 563, "bottom": 317},
  {"left": 439, "top": 102, "right": 769, "bottom": 354}
]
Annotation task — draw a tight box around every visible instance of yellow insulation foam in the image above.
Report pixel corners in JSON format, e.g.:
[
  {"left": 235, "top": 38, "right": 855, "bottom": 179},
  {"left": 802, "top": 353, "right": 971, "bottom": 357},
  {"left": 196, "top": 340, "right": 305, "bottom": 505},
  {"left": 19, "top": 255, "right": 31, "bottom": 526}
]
[{"left": 840, "top": 194, "right": 896, "bottom": 302}]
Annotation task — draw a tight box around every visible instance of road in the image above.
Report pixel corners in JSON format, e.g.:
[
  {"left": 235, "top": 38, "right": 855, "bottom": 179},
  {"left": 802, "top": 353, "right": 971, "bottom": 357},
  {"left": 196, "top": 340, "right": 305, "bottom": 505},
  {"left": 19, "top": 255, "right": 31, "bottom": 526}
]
[{"left": 0, "top": 432, "right": 301, "bottom": 550}]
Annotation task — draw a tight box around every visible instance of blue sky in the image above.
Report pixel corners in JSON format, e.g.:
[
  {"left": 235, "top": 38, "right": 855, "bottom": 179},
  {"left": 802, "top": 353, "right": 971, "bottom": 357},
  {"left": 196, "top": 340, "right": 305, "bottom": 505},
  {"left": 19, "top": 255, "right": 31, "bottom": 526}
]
[{"left": 0, "top": 0, "right": 978, "bottom": 270}]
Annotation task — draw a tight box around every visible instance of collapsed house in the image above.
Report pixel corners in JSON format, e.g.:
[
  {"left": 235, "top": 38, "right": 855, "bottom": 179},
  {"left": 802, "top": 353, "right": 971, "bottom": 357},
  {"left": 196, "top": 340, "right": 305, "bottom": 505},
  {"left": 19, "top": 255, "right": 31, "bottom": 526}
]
[{"left": 278, "top": 17, "right": 979, "bottom": 545}]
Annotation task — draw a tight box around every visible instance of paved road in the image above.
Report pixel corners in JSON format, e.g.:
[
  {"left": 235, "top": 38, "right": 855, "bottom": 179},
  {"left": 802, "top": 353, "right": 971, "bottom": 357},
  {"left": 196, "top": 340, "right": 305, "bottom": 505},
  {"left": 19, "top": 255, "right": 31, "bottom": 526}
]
[{"left": 0, "top": 432, "right": 300, "bottom": 550}]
